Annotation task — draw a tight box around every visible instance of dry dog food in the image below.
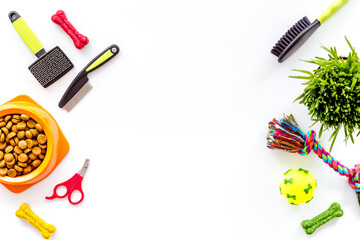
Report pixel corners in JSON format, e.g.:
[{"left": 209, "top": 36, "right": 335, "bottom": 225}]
[{"left": 0, "top": 114, "right": 47, "bottom": 177}]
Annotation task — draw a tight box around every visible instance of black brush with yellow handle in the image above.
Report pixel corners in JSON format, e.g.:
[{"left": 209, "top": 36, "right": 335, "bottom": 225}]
[
  {"left": 59, "top": 44, "right": 120, "bottom": 111},
  {"left": 271, "top": 0, "right": 349, "bottom": 63},
  {"left": 9, "top": 11, "right": 73, "bottom": 87}
]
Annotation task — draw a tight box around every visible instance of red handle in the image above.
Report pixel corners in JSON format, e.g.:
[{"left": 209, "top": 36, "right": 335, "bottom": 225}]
[
  {"left": 51, "top": 10, "right": 89, "bottom": 49},
  {"left": 45, "top": 174, "right": 78, "bottom": 200},
  {"left": 67, "top": 176, "right": 84, "bottom": 205}
]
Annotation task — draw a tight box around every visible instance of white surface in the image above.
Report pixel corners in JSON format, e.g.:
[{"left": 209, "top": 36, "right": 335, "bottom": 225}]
[{"left": 0, "top": 0, "right": 358, "bottom": 239}]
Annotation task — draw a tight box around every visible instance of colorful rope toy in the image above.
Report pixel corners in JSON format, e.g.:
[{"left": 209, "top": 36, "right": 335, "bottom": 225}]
[
  {"left": 52, "top": 10, "right": 89, "bottom": 49},
  {"left": 267, "top": 114, "right": 360, "bottom": 204}
]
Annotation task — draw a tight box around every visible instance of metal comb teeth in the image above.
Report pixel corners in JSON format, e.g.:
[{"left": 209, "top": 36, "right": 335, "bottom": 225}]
[
  {"left": 271, "top": 17, "right": 311, "bottom": 57},
  {"left": 63, "top": 82, "right": 92, "bottom": 112},
  {"left": 28, "top": 46, "right": 74, "bottom": 87}
]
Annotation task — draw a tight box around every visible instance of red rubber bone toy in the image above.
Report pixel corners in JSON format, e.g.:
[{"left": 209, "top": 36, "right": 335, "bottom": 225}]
[{"left": 52, "top": 10, "right": 89, "bottom": 49}]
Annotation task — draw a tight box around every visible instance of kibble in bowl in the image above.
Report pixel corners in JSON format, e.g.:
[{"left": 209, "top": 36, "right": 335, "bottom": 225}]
[
  {"left": 0, "top": 114, "right": 47, "bottom": 177},
  {"left": 0, "top": 95, "right": 69, "bottom": 193}
]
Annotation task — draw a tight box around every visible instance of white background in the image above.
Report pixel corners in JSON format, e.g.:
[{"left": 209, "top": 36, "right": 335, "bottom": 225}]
[{"left": 0, "top": 0, "right": 359, "bottom": 239}]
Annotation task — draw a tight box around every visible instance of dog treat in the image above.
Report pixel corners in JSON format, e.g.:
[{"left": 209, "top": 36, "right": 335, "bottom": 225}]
[
  {"left": 16, "top": 203, "right": 56, "bottom": 239},
  {"left": 301, "top": 202, "right": 343, "bottom": 235},
  {"left": 0, "top": 114, "right": 47, "bottom": 177},
  {"left": 52, "top": 10, "right": 89, "bottom": 49}
]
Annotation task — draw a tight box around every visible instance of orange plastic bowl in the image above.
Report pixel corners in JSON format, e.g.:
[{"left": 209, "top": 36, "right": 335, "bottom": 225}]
[{"left": 0, "top": 95, "right": 69, "bottom": 193}]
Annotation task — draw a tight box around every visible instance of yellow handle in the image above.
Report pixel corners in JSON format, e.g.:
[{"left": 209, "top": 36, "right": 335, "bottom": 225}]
[
  {"left": 11, "top": 14, "right": 44, "bottom": 55},
  {"left": 84, "top": 44, "right": 119, "bottom": 73},
  {"left": 86, "top": 49, "right": 114, "bottom": 72},
  {"left": 318, "top": 0, "right": 349, "bottom": 24}
]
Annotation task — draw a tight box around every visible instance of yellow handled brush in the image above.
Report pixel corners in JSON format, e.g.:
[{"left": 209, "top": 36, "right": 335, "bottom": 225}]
[
  {"left": 9, "top": 11, "right": 73, "bottom": 87},
  {"left": 271, "top": 0, "right": 349, "bottom": 63}
]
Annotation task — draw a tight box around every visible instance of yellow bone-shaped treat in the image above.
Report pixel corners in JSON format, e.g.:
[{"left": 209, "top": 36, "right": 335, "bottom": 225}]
[{"left": 16, "top": 203, "right": 56, "bottom": 239}]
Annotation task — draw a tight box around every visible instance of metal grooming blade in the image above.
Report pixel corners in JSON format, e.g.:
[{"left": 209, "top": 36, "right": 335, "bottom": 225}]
[{"left": 63, "top": 82, "right": 92, "bottom": 112}]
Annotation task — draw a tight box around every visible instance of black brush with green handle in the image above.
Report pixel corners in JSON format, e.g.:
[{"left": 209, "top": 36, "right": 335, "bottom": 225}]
[
  {"left": 9, "top": 11, "right": 73, "bottom": 87},
  {"left": 59, "top": 44, "right": 120, "bottom": 111},
  {"left": 271, "top": 0, "right": 349, "bottom": 63}
]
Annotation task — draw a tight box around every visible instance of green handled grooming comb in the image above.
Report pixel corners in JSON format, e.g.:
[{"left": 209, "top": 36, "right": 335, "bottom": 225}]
[
  {"left": 271, "top": 0, "right": 349, "bottom": 63},
  {"left": 59, "top": 44, "right": 120, "bottom": 111}
]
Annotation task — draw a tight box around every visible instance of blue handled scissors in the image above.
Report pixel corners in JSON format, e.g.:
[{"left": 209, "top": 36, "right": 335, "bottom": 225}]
[{"left": 46, "top": 159, "right": 90, "bottom": 205}]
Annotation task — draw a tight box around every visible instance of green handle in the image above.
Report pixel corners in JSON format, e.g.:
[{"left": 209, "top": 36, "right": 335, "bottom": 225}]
[
  {"left": 85, "top": 44, "right": 120, "bottom": 73},
  {"left": 317, "top": 0, "right": 349, "bottom": 24},
  {"left": 9, "top": 11, "right": 44, "bottom": 57}
]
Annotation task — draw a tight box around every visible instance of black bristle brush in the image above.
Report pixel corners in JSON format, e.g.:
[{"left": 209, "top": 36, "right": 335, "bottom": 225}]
[{"left": 271, "top": 0, "right": 349, "bottom": 63}]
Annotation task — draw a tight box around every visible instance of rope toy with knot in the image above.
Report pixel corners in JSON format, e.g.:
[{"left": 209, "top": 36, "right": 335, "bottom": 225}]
[{"left": 267, "top": 114, "right": 360, "bottom": 203}]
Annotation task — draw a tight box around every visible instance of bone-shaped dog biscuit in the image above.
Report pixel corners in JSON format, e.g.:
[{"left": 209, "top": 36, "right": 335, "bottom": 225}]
[
  {"left": 16, "top": 203, "right": 56, "bottom": 239},
  {"left": 301, "top": 202, "right": 343, "bottom": 235}
]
